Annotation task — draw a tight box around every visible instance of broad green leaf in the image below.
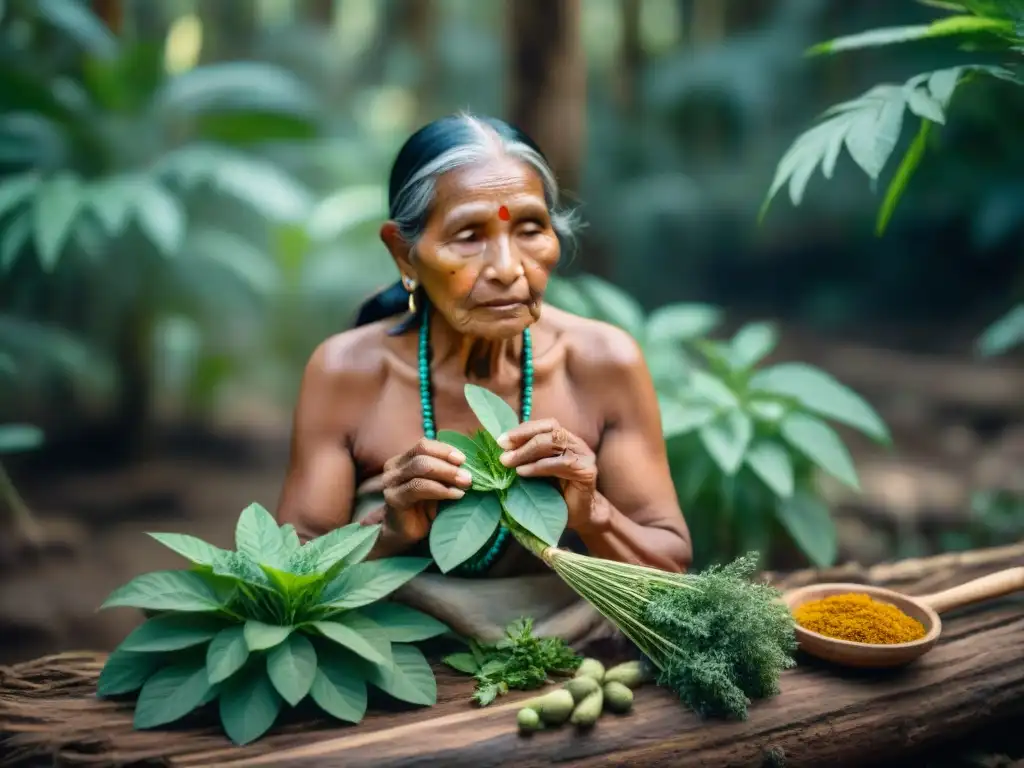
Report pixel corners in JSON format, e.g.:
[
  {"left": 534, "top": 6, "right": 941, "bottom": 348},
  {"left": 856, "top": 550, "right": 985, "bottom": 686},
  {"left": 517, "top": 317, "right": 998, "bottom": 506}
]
[
  {"left": 780, "top": 413, "right": 860, "bottom": 490},
  {"left": 0, "top": 424, "right": 43, "bottom": 454},
  {"left": 33, "top": 173, "right": 82, "bottom": 271},
  {"left": 699, "top": 409, "right": 753, "bottom": 475},
  {"left": 744, "top": 441, "right": 795, "bottom": 498},
  {"left": 927, "top": 67, "right": 961, "bottom": 106},
  {"left": 319, "top": 558, "right": 431, "bottom": 609},
  {"left": 0, "top": 212, "right": 32, "bottom": 272},
  {"left": 443, "top": 652, "right": 480, "bottom": 675},
  {"left": 135, "top": 183, "right": 185, "bottom": 256},
  {"left": 429, "top": 492, "right": 503, "bottom": 573},
  {"left": 267, "top": 632, "right": 318, "bottom": 706},
  {"left": 209, "top": 156, "right": 313, "bottom": 222},
  {"left": 340, "top": 528, "right": 379, "bottom": 567},
  {"left": 437, "top": 430, "right": 505, "bottom": 490},
  {"left": 97, "top": 647, "right": 162, "bottom": 696},
  {"left": 153, "top": 62, "right": 318, "bottom": 120},
  {"left": 310, "top": 647, "right": 368, "bottom": 724},
  {"left": 730, "top": 322, "right": 778, "bottom": 369},
  {"left": 646, "top": 303, "right": 722, "bottom": 344},
  {"left": 280, "top": 524, "right": 301, "bottom": 555},
  {"left": 36, "top": 0, "right": 119, "bottom": 57},
  {"left": 244, "top": 620, "right": 293, "bottom": 651},
  {"left": 101, "top": 571, "right": 224, "bottom": 612},
  {"left": 89, "top": 177, "right": 138, "bottom": 235},
  {"left": 308, "top": 523, "right": 380, "bottom": 571},
  {"left": 976, "top": 304, "right": 1024, "bottom": 357},
  {"left": 688, "top": 370, "right": 739, "bottom": 408},
  {"left": 904, "top": 87, "right": 945, "bottom": 124},
  {"left": 464, "top": 384, "right": 520, "bottom": 439},
  {"left": 806, "top": 16, "right": 1012, "bottom": 56},
  {"left": 436, "top": 430, "right": 484, "bottom": 462},
  {"left": 134, "top": 662, "right": 213, "bottom": 729},
  {"left": 260, "top": 564, "right": 322, "bottom": 601},
  {"left": 844, "top": 92, "right": 904, "bottom": 181},
  {"left": 147, "top": 532, "right": 225, "bottom": 567},
  {"left": 502, "top": 479, "right": 569, "bottom": 546},
  {"left": 876, "top": 118, "right": 933, "bottom": 236},
  {"left": 219, "top": 666, "right": 282, "bottom": 745},
  {"left": 119, "top": 614, "right": 226, "bottom": 653},
  {"left": 356, "top": 603, "right": 449, "bottom": 643},
  {"left": 362, "top": 643, "right": 436, "bottom": 707},
  {"left": 659, "top": 399, "right": 718, "bottom": 438},
  {"left": 577, "top": 275, "right": 646, "bottom": 338},
  {"left": 544, "top": 276, "right": 597, "bottom": 317},
  {"left": 207, "top": 625, "right": 249, "bottom": 683},
  {"left": 750, "top": 363, "right": 890, "bottom": 443},
  {"left": 775, "top": 492, "right": 838, "bottom": 568},
  {"left": 747, "top": 399, "right": 788, "bottom": 423},
  {"left": 311, "top": 618, "right": 389, "bottom": 665},
  {"left": 235, "top": 502, "right": 286, "bottom": 566},
  {"left": 0, "top": 173, "right": 40, "bottom": 219}
]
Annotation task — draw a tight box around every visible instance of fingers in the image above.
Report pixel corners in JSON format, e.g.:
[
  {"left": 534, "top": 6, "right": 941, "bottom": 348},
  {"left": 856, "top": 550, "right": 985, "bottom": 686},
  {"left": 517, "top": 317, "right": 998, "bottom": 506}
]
[
  {"left": 383, "top": 438, "right": 474, "bottom": 510},
  {"left": 516, "top": 452, "right": 596, "bottom": 480},
  {"left": 500, "top": 426, "right": 572, "bottom": 467},
  {"left": 385, "top": 477, "right": 465, "bottom": 510},
  {"left": 497, "top": 419, "right": 559, "bottom": 449},
  {"left": 386, "top": 437, "right": 466, "bottom": 472}
]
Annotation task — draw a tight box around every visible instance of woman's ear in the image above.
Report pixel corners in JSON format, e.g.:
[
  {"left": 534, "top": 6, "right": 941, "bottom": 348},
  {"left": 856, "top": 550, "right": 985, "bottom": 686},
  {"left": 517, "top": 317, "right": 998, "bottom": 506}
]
[{"left": 380, "top": 221, "right": 415, "bottom": 278}]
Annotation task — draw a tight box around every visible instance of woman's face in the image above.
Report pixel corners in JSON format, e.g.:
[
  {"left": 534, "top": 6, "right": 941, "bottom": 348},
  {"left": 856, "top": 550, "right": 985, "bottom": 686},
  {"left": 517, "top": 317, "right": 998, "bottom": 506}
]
[{"left": 386, "top": 156, "right": 561, "bottom": 340}]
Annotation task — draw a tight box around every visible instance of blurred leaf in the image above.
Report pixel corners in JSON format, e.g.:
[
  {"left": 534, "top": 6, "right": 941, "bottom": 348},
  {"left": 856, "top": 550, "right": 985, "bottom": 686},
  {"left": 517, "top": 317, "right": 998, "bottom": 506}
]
[
  {"left": 576, "top": 276, "right": 645, "bottom": 338},
  {"left": 33, "top": 173, "right": 83, "bottom": 271},
  {"left": 775, "top": 492, "right": 837, "bottom": 567},
  {"left": 0, "top": 173, "right": 41, "bottom": 218},
  {"left": 876, "top": 119, "right": 933, "bottom": 236},
  {"left": 780, "top": 413, "right": 860, "bottom": 490},
  {"left": 152, "top": 62, "right": 318, "bottom": 120},
  {"left": 645, "top": 303, "right": 721, "bottom": 345},
  {"left": 744, "top": 440, "right": 795, "bottom": 497},
  {"left": 976, "top": 303, "right": 1024, "bottom": 356},
  {"left": 36, "top": 0, "right": 119, "bottom": 58},
  {"left": 196, "top": 112, "right": 318, "bottom": 146},
  {"left": 308, "top": 185, "right": 387, "bottom": 242},
  {"left": 729, "top": 322, "right": 778, "bottom": 369},
  {"left": 186, "top": 229, "right": 281, "bottom": 297},
  {"left": 747, "top": 398, "right": 788, "bottom": 423},
  {"left": 135, "top": 183, "right": 185, "bottom": 256},
  {"left": 544, "top": 277, "right": 596, "bottom": 318},
  {"left": 0, "top": 212, "right": 31, "bottom": 272},
  {"left": 89, "top": 177, "right": 139, "bottom": 236},
  {"left": 806, "top": 16, "right": 1012, "bottom": 56},
  {"left": 699, "top": 408, "right": 752, "bottom": 475},
  {"left": 660, "top": 398, "right": 718, "bottom": 438},
  {"left": 689, "top": 369, "right": 739, "bottom": 408},
  {"left": 750, "top": 363, "right": 890, "bottom": 443},
  {"left": 0, "top": 424, "right": 44, "bottom": 454}
]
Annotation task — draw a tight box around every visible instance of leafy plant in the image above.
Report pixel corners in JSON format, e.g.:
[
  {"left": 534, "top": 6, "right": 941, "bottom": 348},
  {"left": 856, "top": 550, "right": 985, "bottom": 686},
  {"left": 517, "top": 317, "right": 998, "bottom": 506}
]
[
  {"left": 442, "top": 617, "right": 581, "bottom": 706},
  {"left": 429, "top": 385, "right": 569, "bottom": 573},
  {"left": 97, "top": 503, "right": 447, "bottom": 745}
]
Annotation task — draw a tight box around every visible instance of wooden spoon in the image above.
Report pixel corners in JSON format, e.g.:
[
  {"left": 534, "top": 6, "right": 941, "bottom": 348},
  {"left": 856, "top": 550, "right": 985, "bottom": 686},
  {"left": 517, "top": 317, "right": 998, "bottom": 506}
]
[{"left": 782, "top": 566, "right": 1024, "bottom": 668}]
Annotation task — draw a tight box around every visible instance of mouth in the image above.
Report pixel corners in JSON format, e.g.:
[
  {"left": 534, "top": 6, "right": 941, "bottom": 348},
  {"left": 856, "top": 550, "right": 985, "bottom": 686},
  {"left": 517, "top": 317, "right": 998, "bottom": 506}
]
[{"left": 478, "top": 298, "right": 527, "bottom": 309}]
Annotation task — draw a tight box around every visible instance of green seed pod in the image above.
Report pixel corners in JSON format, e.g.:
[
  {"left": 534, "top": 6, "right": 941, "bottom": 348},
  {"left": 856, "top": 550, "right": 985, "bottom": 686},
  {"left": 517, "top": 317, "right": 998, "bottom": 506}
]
[
  {"left": 574, "top": 658, "right": 605, "bottom": 683},
  {"left": 569, "top": 689, "right": 604, "bottom": 728},
  {"left": 564, "top": 675, "right": 601, "bottom": 703},
  {"left": 524, "top": 688, "right": 576, "bottom": 726},
  {"left": 517, "top": 707, "right": 542, "bottom": 733},
  {"left": 603, "top": 681, "right": 634, "bottom": 714},
  {"left": 603, "top": 660, "right": 651, "bottom": 689}
]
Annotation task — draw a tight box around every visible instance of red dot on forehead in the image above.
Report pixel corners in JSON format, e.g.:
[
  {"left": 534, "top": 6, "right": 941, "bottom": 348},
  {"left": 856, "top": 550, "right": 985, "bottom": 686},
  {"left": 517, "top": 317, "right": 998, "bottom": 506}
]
[{"left": 498, "top": 205, "right": 510, "bottom": 221}]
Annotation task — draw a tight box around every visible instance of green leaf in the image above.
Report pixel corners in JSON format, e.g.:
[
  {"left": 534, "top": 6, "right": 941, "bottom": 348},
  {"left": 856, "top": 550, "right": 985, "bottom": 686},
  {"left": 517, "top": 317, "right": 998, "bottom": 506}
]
[
  {"left": 219, "top": 666, "right": 282, "bottom": 745},
  {"left": 646, "top": 303, "right": 722, "bottom": 344},
  {"left": 0, "top": 424, "right": 44, "bottom": 454},
  {"left": 319, "top": 558, "right": 431, "bottom": 609},
  {"left": 0, "top": 212, "right": 32, "bottom": 272},
  {"left": 576, "top": 275, "right": 646, "bottom": 338},
  {"left": 89, "top": 177, "right": 138, "bottom": 235},
  {"left": 207, "top": 625, "right": 250, "bottom": 684},
  {"left": 244, "top": 620, "right": 293, "bottom": 652},
  {"left": 730, "top": 322, "right": 778, "bottom": 369},
  {"left": 119, "top": 614, "right": 226, "bottom": 653},
  {"left": 876, "top": 118, "right": 933, "bottom": 236},
  {"left": 660, "top": 399, "right": 718, "bottom": 439},
  {"left": 845, "top": 91, "right": 904, "bottom": 181},
  {"left": 443, "top": 652, "right": 480, "bottom": 675},
  {"left": 267, "top": 632, "right": 318, "bottom": 706},
  {"left": 147, "top": 532, "right": 225, "bottom": 567},
  {"left": 436, "top": 430, "right": 484, "bottom": 462},
  {"left": 362, "top": 643, "right": 436, "bottom": 707},
  {"left": 36, "top": 0, "right": 119, "bottom": 57},
  {"left": 280, "top": 524, "right": 301, "bottom": 554},
  {"left": 356, "top": 603, "right": 449, "bottom": 643},
  {"left": 437, "top": 430, "right": 508, "bottom": 491},
  {"left": 307, "top": 523, "right": 380, "bottom": 571},
  {"left": 464, "top": 384, "right": 520, "bottom": 439},
  {"left": 688, "top": 370, "right": 740, "bottom": 408},
  {"left": 134, "top": 662, "right": 213, "bottom": 729},
  {"left": 805, "top": 16, "right": 1012, "bottom": 56},
  {"left": 976, "top": 304, "right": 1024, "bottom": 357},
  {"left": 429, "top": 492, "right": 503, "bottom": 573},
  {"left": 744, "top": 441, "right": 795, "bottom": 498},
  {"left": 750, "top": 363, "right": 890, "bottom": 443},
  {"left": 33, "top": 173, "right": 82, "bottom": 271},
  {"left": 261, "top": 564, "right": 322, "bottom": 601},
  {"left": 0, "top": 173, "right": 40, "bottom": 219},
  {"left": 311, "top": 618, "right": 389, "bottom": 666},
  {"left": 699, "top": 409, "right": 753, "bottom": 475},
  {"left": 780, "top": 413, "right": 860, "bottom": 490},
  {"left": 747, "top": 399, "right": 788, "bottom": 423},
  {"left": 101, "top": 571, "right": 224, "bottom": 612},
  {"left": 775, "top": 492, "right": 838, "bottom": 567},
  {"left": 310, "top": 647, "right": 368, "bottom": 724},
  {"left": 153, "top": 62, "right": 318, "bottom": 120},
  {"left": 502, "top": 479, "right": 569, "bottom": 546},
  {"left": 97, "top": 647, "right": 162, "bottom": 696},
  {"left": 235, "top": 502, "right": 286, "bottom": 566},
  {"left": 135, "top": 182, "right": 185, "bottom": 256}
]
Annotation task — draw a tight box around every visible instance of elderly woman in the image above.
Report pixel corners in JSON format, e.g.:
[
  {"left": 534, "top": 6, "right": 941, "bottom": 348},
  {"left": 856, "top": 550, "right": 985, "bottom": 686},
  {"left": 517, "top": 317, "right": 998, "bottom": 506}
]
[{"left": 276, "top": 113, "right": 691, "bottom": 648}]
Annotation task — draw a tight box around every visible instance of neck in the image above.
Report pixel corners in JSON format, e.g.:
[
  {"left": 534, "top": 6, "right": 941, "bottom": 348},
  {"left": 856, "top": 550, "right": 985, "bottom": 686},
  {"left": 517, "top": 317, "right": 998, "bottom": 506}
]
[{"left": 426, "top": 310, "right": 524, "bottom": 382}]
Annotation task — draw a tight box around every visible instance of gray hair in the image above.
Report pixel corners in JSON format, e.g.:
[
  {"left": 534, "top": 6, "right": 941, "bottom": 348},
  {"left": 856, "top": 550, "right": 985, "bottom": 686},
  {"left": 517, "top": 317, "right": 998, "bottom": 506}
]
[{"left": 389, "top": 113, "right": 580, "bottom": 251}]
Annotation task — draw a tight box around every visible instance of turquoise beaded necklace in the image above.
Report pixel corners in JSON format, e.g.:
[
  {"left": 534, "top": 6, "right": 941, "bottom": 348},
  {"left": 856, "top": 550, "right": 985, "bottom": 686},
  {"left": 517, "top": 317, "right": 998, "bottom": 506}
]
[{"left": 418, "top": 312, "right": 533, "bottom": 576}]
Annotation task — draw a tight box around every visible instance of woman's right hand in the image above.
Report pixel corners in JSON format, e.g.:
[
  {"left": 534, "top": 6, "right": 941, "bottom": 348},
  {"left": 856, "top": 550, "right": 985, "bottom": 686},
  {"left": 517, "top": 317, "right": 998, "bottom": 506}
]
[{"left": 380, "top": 438, "right": 473, "bottom": 547}]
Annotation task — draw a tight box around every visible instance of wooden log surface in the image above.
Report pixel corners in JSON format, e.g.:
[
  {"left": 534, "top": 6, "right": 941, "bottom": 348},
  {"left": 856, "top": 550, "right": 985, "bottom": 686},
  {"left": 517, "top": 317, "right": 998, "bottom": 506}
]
[{"left": 2, "top": 542, "right": 1024, "bottom": 768}]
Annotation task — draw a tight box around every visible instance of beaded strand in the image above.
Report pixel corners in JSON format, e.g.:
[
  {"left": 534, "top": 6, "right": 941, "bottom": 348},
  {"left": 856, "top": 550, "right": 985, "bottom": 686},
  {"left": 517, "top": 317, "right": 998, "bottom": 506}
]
[{"left": 418, "top": 315, "right": 533, "bottom": 575}]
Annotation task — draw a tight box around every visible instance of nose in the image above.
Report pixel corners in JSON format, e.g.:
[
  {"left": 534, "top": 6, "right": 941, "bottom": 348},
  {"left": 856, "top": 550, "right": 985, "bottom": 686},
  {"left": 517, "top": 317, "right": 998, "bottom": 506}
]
[{"left": 483, "top": 234, "right": 525, "bottom": 286}]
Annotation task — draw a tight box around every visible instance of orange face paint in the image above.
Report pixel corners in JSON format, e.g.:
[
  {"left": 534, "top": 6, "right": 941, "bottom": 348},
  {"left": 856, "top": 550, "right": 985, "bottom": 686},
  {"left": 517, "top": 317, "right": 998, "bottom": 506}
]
[{"left": 498, "top": 205, "right": 510, "bottom": 221}]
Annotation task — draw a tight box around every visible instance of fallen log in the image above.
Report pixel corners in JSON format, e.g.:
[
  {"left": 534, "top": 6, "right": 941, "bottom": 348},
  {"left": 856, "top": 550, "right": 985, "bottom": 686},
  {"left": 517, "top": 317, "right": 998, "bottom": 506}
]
[{"left": 2, "top": 542, "right": 1023, "bottom": 768}]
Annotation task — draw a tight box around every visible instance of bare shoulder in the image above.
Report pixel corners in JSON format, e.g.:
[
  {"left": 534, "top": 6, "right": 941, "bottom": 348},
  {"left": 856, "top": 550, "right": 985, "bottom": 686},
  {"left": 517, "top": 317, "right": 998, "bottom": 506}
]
[{"left": 543, "top": 305, "right": 647, "bottom": 376}]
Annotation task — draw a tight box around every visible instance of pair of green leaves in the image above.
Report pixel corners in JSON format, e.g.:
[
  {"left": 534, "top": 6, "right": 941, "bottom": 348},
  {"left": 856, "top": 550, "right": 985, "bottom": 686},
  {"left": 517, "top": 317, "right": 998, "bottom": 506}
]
[
  {"left": 429, "top": 384, "right": 568, "bottom": 574},
  {"left": 98, "top": 503, "right": 449, "bottom": 745}
]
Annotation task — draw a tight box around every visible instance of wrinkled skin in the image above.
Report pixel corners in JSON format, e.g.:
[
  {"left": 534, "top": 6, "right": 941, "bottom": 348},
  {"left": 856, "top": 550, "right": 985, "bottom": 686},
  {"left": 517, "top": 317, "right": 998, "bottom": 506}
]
[{"left": 276, "top": 155, "right": 692, "bottom": 573}]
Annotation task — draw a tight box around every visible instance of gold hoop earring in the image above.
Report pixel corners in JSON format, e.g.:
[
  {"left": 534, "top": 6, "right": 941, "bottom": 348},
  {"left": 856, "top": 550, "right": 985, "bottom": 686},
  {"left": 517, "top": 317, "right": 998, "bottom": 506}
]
[
  {"left": 403, "top": 277, "right": 417, "bottom": 313},
  {"left": 408, "top": 291, "right": 417, "bottom": 314}
]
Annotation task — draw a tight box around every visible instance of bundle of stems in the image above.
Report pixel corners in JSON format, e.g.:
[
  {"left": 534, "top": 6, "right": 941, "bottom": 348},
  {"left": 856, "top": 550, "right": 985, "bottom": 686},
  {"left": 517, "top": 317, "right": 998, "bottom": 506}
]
[{"left": 510, "top": 525, "right": 797, "bottom": 719}]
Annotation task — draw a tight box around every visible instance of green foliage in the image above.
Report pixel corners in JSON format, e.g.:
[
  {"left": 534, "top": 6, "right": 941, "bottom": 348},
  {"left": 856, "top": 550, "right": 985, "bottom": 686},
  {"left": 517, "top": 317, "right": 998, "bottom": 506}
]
[
  {"left": 98, "top": 503, "right": 447, "bottom": 745},
  {"left": 442, "top": 618, "right": 582, "bottom": 706},
  {"left": 547, "top": 275, "right": 889, "bottom": 569},
  {"left": 644, "top": 553, "right": 797, "bottom": 720},
  {"left": 975, "top": 303, "right": 1024, "bottom": 356},
  {"left": 430, "top": 385, "right": 570, "bottom": 573}
]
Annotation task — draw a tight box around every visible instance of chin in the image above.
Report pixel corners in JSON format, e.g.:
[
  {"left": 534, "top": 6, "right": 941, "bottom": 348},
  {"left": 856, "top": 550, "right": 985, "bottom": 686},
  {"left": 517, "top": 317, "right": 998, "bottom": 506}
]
[{"left": 465, "top": 313, "right": 533, "bottom": 340}]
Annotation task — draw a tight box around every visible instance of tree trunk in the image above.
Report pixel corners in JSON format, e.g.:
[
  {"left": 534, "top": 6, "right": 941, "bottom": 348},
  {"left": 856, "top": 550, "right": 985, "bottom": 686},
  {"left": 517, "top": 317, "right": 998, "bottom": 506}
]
[
  {"left": 615, "top": 0, "right": 643, "bottom": 117},
  {"left": 303, "top": 0, "right": 336, "bottom": 26}
]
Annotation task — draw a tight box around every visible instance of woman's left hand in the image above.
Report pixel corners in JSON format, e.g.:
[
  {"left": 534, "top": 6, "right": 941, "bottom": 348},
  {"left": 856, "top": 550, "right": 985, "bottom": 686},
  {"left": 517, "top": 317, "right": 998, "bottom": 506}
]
[{"left": 498, "top": 419, "right": 599, "bottom": 532}]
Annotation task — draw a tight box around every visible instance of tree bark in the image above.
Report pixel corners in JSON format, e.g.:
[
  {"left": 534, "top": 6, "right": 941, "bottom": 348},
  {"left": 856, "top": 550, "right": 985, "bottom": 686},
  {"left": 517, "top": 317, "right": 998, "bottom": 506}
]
[{"left": 615, "top": 0, "right": 643, "bottom": 117}]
